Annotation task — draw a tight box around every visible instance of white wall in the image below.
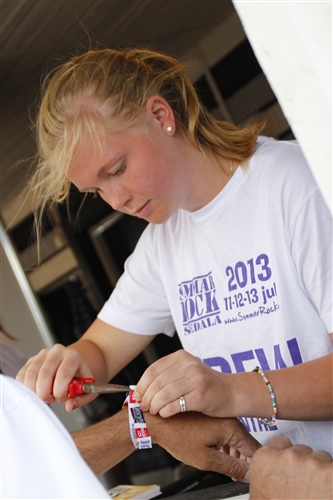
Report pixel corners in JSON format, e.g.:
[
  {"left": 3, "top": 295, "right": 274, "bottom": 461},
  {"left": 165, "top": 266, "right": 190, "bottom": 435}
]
[{"left": 233, "top": 0, "right": 332, "bottom": 212}]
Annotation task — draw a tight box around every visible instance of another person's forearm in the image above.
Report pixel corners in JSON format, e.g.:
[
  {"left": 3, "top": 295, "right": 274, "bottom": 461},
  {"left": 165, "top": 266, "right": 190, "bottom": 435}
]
[
  {"left": 72, "top": 408, "right": 260, "bottom": 481},
  {"left": 72, "top": 409, "right": 134, "bottom": 476}
]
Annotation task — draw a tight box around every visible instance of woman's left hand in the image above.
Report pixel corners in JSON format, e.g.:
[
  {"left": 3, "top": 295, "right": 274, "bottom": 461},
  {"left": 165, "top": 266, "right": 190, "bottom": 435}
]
[{"left": 134, "top": 350, "right": 231, "bottom": 417}]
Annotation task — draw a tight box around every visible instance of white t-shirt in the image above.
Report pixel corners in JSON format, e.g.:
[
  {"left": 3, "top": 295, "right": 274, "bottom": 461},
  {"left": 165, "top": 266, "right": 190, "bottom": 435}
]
[
  {"left": 99, "top": 137, "right": 333, "bottom": 453},
  {"left": 1, "top": 375, "right": 109, "bottom": 499}
]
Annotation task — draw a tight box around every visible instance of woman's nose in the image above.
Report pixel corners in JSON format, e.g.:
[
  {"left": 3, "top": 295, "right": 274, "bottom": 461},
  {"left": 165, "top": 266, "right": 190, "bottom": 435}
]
[{"left": 102, "top": 187, "right": 132, "bottom": 212}]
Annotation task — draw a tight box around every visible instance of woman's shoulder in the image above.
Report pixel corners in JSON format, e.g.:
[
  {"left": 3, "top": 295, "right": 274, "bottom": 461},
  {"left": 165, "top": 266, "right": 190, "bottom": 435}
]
[
  {"left": 252, "top": 136, "right": 318, "bottom": 191},
  {"left": 254, "top": 136, "right": 305, "bottom": 164}
]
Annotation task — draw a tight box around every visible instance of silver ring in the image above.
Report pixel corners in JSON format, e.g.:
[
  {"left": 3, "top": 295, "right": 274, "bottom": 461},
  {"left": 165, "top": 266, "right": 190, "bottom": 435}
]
[{"left": 179, "top": 395, "right": 187, "bottom": 412}]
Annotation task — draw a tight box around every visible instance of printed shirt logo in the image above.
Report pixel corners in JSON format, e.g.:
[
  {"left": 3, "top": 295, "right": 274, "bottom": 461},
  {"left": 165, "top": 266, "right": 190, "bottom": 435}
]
[
  {"left": 178, "top": 272, "right": 222, "bottom": 335},
  {"left": 177, "top": 253, "right": 300, "bottom": 437},
  {"left": 178, "top": 253, "right": 279, "bottom": 335}
]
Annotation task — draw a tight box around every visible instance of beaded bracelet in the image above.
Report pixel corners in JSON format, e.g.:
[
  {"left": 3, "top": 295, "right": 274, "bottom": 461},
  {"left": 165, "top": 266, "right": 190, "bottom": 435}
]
[
  {"left": 123, "top": 385, "right": 153, "bottom": 450},
  {"left": 253, "top": 366, "right": 277, "bottom": 426}
]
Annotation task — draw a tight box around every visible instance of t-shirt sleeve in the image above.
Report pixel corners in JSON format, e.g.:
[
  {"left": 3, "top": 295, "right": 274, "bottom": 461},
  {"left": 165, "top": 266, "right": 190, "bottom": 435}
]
[{"left": 98, "top": 225, "right": 175, "bottom": 337}]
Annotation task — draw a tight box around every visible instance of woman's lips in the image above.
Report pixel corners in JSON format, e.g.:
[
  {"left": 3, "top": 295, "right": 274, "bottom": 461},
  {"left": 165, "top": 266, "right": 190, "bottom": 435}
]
[{"left": 134, "top": 200, "right": 151, "bottom": 218}]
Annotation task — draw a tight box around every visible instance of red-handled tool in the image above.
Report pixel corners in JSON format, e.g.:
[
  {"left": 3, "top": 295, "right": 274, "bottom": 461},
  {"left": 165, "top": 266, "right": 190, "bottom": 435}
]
[{"left": 68, "top": 377, "right": 130, "bottom": 397}]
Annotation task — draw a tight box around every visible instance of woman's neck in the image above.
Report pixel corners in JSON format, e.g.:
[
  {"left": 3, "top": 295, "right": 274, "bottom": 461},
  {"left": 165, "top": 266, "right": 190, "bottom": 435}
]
[{"left": 182, "top": 145, "right": 237, "bottom": 212}]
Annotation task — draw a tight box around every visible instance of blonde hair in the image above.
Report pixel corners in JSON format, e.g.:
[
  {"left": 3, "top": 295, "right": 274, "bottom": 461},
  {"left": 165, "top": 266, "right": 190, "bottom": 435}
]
[{"left": 32, "top": 47, "right": 266, "bottom": 233}]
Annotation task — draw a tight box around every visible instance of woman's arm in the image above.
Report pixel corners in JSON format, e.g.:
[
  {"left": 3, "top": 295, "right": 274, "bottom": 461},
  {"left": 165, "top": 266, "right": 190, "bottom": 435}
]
[{"left": 135, "top": 349, "right": 333, "bottom": 420}]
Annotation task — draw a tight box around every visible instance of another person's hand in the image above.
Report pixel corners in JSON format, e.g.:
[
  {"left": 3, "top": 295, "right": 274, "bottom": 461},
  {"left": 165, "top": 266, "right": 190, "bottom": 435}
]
[
  {"left": 149, "top": 412, "right": 260, "bottom": 482},
  {"left": 16, "top": 343, "right": 96, "bottom": 411},
  {"left": 73, "top": 407, "right": 261, "bottom": 481},
  {"left": 135, "top": 349, "right": 230, "bottom": 417},
  {"left": 249, "top": 436, "right": 333, "bottom": 499}
]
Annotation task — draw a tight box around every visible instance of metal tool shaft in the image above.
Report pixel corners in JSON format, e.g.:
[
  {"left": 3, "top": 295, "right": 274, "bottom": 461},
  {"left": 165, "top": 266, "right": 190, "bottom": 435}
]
[{"left": 82, "top": 383, "right": 130, "bottom": 394}]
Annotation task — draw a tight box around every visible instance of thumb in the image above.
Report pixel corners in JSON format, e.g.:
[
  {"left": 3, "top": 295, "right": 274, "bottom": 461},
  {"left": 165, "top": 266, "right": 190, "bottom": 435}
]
[
  {"left": 65, "top": 392, "right": 98, "bottom": 412},
  {"left": 211, "top": 450, "right": 251, "bottom": 483}
]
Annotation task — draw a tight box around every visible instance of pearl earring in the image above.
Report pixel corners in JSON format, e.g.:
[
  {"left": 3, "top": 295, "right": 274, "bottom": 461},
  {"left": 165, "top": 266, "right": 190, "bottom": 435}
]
[{"left": 166, "top": 126, "right": 172, "bottom": 133}]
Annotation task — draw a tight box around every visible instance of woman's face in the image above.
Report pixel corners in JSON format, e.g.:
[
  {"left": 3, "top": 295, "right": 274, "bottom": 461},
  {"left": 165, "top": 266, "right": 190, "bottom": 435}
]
[{"left": 67, "top": 113, "right": 189, "bottom": 224}]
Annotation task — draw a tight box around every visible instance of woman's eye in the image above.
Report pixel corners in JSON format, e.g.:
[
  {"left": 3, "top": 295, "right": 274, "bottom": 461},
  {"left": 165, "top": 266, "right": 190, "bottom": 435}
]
[{"left": 110, "top": 162, "right": 124, "bottom": 177}]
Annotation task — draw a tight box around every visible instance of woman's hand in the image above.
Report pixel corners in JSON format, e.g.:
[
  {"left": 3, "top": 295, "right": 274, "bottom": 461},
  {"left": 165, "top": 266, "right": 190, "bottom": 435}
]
[
  {"left": 16, "top": 343, "right": 97, "bottom": 411},
  {"left": 135, "top": 349, "right": 231, "bottom": 417}
]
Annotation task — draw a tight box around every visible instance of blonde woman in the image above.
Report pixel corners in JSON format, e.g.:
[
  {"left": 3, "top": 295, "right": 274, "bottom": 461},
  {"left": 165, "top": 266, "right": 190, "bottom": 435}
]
[{"left": 18, "top": 48, "right": 332, "bottom": 470}]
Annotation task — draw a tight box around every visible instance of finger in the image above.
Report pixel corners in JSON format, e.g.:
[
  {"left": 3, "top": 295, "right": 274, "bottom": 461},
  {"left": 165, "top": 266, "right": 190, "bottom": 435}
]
[
  {"left": 288, "top": 444, "right": 314, "bottom": 456},
  {"left": 220, "top": 445, "right": 230, "bottom": 454},
  {"left": 229, "top": 446, "right": 241, "bottom": 459},
  {"left": 221, "top": 445, "right": 251, "bottom": 468},
  {"left": 189, "top": 442, "right": 250, "bottom": 482},
  {"left": 16, "top": 359, "right": 32, "bottom": 383},
  {"left": 150, "top": 381, "right": 199, "bottom": 416},
  {"left": 22, "top": 350, "right": 57, "bottom": 402},
  {"left": 140, "top": 360, "right": 194, "bottom": 413},
  {"left": 224, "top": 419, "right": 262, "bottom": 458},
  {"left": 53, "top": 349, "right": 91, "bottom": 402},
  {"left": 310, "top": 450, "right": 333, "bottom": 464},
  {"left": 16, "top": 358, "right": 37, "bottom": 388},
  {"left": 261, "top": 435, "right": 293, "bottom": 451},
  {"left": 65, "top": 392, "right": 98, "bottom": 412},
  {"left": 135, "top": 350, "right": 184, "bottom": 402},
  {"left": 144, "top": 358, "right": 211, "bottom": 414},
  {"left": 157, "top": 394, "right": 192, "bottom": 418},
  {"left": 140, "top": 368, "right": 185, "bottom": 412},
  {"left": 35, "top": 345, "right": 70, "bottom": 401},
  {"left": 214, "top": 450, "right": 250, "bottom": 482}
]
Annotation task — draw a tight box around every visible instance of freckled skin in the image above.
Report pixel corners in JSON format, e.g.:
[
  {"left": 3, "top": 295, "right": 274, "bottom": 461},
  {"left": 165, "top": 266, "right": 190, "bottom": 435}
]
[
  {"left": 69, "top": 126, "right": 183, "bottom": 223},
  {"left": 67, "top": 98, "right": 232, "bottom": 224}
]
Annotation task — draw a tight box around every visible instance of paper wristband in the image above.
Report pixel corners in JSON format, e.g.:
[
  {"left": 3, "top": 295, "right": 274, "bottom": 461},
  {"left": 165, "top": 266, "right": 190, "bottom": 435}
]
[{"left": 122, "top": 385, "right": 153, "bottom": 450}]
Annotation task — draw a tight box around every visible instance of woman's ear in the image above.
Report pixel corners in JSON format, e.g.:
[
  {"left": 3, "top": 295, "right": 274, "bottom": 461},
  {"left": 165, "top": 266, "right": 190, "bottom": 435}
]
[{"left": 146, "top": 95, "right": 176, "bottom": 135}]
